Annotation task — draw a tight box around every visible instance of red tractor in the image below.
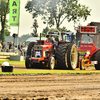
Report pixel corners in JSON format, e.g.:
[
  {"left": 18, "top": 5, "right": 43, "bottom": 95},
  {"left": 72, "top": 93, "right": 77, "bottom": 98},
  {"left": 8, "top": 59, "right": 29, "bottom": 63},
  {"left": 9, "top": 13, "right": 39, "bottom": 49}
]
[
  {"left": 25, "top": 28, "right": 78, "bottom": 70},
  {"left": 76, "top": 25, "right": 100, "bottom": 70}
]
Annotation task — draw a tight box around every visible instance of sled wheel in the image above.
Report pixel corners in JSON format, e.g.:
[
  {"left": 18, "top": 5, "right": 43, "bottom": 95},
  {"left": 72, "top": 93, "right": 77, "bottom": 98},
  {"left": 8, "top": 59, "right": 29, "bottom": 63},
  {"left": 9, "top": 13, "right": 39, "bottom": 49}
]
[
  {"left": 67, "top": 43, "right": 78, "bottom": 70},
  {"left": 48, "top": 56, "right": 55, "bottom": 70},
  {"left": 80, "top": 59, "right": 85, "bottom": 70},
  {"left": 94, "top": 50, "right": 100, "bottom": 70}
]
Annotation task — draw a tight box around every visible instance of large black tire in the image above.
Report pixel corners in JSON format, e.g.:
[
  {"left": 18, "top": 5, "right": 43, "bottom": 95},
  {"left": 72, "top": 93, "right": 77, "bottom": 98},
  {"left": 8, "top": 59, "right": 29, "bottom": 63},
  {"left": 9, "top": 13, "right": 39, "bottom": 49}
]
[
  {"left": 26, "top": 42, "right": 35, "bottom": 57},
  {"left": 55, "top": 43, "right": 69, "bottom": 69},
  {"left": 25, "top": 42, "right": 35, "bottom": 69},
  {"left": 56, "top": 43, "right": 78, "bottom": 70},
  {"left": 67, "top": 43, "right": 78, "bottom": 70},
  {"left": 94, "top": 50, "right": 100, "bottom": 70},
  {"left": 25, "top": 57, "right": 32, "bottom": 69},
  {"left": 25, "top": 57, "right": 39, "bottom": 69},
  {"left": 77, "top": 53, "right": 79, "bottom": 68}
]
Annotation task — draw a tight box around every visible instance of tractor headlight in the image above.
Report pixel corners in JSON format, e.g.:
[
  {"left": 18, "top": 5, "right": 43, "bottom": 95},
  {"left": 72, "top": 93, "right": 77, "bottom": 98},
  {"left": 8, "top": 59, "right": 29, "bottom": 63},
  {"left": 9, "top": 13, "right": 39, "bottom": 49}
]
[{"left": 43, "top": 50, "right": 46, "bottom": 57}]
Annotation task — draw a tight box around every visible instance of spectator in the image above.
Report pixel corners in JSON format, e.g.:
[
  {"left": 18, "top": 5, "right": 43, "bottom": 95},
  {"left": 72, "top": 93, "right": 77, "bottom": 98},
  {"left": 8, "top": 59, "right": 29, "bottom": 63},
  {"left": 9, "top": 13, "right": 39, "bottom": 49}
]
[
  {"left": 0, "top": 40, "right": 2, "bottom": 49},
  {"left": 21, "top": 43, "right": 26, "bottom": 56},
  {"left": 2, "top": 42, "right": 5, "bottom": 49},
  {"left": 9, "top": 41, "right": 12, "bottom": 49},
  {"left": 4, "top": 42, "right": 9, "bottom": 52},
  {"left": 18, "top": 42, "right": 22, "bottom": 51},
  {"left": 11, "top": 42, "right": 15, "bottom": 50},
  {"left": 21, "top": 43, "right": 25, "bottom": 48},
  {"left": 88, "top": 39, "right": 92, "bottom": 44},
  {"left": 18, "top": 42, "right": 24, "bottom": 55}
]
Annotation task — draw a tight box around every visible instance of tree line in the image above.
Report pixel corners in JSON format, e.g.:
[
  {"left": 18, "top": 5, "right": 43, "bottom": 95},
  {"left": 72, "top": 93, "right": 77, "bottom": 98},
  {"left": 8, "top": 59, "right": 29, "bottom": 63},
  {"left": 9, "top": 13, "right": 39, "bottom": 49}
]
[{"left": 0, "top": 0, "right": 91, "bottom": 42}]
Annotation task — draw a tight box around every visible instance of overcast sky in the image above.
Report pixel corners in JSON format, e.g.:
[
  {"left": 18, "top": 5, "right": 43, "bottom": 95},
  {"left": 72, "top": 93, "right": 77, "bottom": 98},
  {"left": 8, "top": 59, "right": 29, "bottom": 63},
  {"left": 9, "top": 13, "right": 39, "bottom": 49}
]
[{"left": 8, "top": 0, "right": 100, "bottom": 36}]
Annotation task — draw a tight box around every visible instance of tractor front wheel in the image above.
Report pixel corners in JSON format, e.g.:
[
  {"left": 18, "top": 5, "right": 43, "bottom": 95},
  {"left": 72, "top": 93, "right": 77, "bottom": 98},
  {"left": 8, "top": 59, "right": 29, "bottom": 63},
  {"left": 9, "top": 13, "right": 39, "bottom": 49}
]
[
  {"left": 25, "top": 57, "right": 41, "bottom": 68},
  {"left": 48, "top": 56, "right": 55, "bottom": 70}
]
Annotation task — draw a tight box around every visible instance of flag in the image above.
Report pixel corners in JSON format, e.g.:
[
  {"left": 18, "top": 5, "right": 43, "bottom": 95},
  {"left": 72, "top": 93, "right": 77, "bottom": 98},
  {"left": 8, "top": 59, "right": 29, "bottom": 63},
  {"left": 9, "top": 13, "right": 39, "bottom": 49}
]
[{"left": 9, "top": 0, "right": 20, "bottom": 26}]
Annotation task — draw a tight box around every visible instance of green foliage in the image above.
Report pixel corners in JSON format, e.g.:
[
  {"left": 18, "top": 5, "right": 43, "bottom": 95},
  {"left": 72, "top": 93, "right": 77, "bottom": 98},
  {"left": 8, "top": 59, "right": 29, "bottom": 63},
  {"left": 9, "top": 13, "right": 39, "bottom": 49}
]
[
  {"left": 0, "top": 0, "right": 10, "bottom": 42},
  {"left": 0, "top": 33, "right": 5, "bottom": 42},
  {"left": 31, "top": 19, "right": 38, "bottom": 37},
  {"left": 4, "top": 29, "right": 10, "bottom": 36},
  {"left": 42, "top": 26, "right": 71, "bottom": 36},
  {"left": 59, "top": 27, "right": 71, "bottom": 32},
  {"left": 42, "top": 27, "right": 49, "bottom": 36},
  {"left": 25, "top": 0, "right": 91, "bottom": 29}
]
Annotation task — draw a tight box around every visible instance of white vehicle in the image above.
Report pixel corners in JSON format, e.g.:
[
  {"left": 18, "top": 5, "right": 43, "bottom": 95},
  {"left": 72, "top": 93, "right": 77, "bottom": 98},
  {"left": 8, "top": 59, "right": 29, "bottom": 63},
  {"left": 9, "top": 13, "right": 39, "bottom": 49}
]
[
  {"left": 23, "top": 37, "right": 47, "bottom": 57},
  {"left": 24, "top": 37, "right": 46, "bottom": 46}
]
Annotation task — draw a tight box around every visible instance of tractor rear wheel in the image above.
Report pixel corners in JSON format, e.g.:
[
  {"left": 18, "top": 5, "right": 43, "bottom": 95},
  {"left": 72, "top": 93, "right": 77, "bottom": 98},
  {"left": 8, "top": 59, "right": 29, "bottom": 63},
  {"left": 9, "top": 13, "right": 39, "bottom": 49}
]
[
  {"left": 26, "top": 42, "right": 35, "bottom": 57},
  {"left": 56, "top": 43, "right": 78, "bottom": 70},
  {"left": 48, "top": 56, "right": 55, "bottom": 70},
  {"left": 77, "top": 53, "right": 79, "bottom": 68},
  {"left": 67, "top": 43, "right": 78, "bottom": 70},
  {"left": 25, "top": 57, "right": 32, "bottom": 69},
  {"left": 94, "top": 50, "right": 100, "bottom": 70},
  {"left": 25, "top": 42, "right": 35, "bottom": 69},
  {"left": 55, "top": 44, "right": 69, "bottom": 69}
]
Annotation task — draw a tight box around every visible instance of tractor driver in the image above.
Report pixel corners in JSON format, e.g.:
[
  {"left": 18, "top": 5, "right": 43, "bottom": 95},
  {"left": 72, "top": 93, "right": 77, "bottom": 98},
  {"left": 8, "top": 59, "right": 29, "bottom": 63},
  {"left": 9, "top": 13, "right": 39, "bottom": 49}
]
[
  {"left": 46, "top": 35, "right": 55, "bottom": 43},
  {"left": 88, "top": 39, "right": 92, "bottom": 44},
  {"left": 46, "top": 35, "right": 56, "bottom": 48}
]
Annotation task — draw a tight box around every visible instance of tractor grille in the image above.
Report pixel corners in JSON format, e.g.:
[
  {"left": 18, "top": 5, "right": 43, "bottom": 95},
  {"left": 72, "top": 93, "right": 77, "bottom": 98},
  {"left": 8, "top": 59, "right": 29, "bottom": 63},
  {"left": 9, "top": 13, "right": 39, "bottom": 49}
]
[
  {"left": 93, "top": 34, "right": 100, "bottom": 49},
  {"left": 35, "top": 50, "right": 42, "bottom": 58}
]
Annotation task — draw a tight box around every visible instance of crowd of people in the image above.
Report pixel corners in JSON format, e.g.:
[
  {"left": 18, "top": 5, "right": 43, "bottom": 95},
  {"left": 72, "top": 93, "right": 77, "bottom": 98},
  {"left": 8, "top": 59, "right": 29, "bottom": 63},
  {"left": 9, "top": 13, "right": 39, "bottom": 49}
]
[{"left": 0, "top": 40, "right": 26, "bottom": 55}]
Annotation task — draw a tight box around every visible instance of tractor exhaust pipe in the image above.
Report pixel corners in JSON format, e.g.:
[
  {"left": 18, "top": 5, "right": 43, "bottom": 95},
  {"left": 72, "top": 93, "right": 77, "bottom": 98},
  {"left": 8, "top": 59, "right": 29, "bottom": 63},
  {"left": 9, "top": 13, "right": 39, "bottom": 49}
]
[{"left": 40, "top": 33, "right": 41, "bottom": 45}]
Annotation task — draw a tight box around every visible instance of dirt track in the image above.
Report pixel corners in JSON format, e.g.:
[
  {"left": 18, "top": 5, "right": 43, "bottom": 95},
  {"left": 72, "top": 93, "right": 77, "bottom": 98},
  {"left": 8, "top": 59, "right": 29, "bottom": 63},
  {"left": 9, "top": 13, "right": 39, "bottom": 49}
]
[{"left": 0, "top": 66, "right": 100, "bottom": 100}]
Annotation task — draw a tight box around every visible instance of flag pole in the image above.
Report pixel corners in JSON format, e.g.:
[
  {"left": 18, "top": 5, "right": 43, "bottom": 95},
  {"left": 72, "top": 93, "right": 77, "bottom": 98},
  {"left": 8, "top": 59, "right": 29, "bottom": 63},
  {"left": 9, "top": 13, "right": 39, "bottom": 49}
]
[{"left": 17, "top": 0, "right": 20, "bottom": 55}]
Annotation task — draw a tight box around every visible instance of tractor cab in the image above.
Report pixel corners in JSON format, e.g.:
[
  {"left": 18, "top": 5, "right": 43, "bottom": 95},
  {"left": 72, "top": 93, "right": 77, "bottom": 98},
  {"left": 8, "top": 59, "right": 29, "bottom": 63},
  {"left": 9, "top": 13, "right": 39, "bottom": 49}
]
[
  {"left": 48, "top": 31, "right": 75, "bottom": 43},
  {"left": 76, "top": 25, "right": 100, "bottom": 70},
  {"left": 61, "top": 32, "right": 75, "bottom": 43},
  {"left": 76, "top": 26, "right": 97, "bottom": 58},
  {"left": 76, "top": 33, "right": 94, "bottom": 57}
]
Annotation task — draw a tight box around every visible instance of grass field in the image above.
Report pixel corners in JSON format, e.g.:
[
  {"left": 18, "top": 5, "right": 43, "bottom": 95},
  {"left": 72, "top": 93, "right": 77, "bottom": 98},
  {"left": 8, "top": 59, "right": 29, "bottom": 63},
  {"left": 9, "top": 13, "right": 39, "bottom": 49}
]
[
  {"left": 0, "top": 70, "right": 100, "bottom": 75},
  {"left": 0, "top": 60, "right": 100, "bottom": 75},
  {"left": 0, "top": 60, "right": 25, "bottom": 66}
]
